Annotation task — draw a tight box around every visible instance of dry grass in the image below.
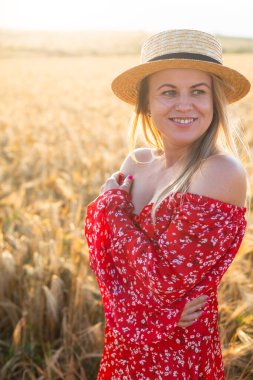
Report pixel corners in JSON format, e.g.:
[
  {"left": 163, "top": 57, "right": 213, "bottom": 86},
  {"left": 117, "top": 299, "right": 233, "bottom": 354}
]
[
  {"left": 0, "top": 47, "right": 252, "bottom": 379},
  {"left": 1, "top": 30, "right": 253, "bottom": 56}
]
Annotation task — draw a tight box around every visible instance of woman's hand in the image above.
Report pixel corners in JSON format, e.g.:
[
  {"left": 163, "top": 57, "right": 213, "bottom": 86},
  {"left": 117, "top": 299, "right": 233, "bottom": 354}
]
[
  {"left": 100, "top": 171, "right": 133, "bottom": 195},
  {"left": 178, "top": 295, "right": 208, "bottom": 328}
]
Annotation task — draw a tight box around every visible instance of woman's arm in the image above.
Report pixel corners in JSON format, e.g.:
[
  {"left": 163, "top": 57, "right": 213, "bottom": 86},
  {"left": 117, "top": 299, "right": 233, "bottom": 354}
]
[
  {"left": 85, "top": 193, "right": 209, "bottom": 332},
  {"left": 101, "top": 188, "right": 246, "bottom": 303},
  {"left": 97, "top": 154, "right": 247, "bottom": 301}
]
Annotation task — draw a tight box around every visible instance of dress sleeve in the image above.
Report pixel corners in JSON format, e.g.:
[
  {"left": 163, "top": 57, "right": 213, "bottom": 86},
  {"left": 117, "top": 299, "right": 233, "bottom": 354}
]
[
  {"left": 100, "top": 188, "right": 246, "bottom": 303},
  {"left": 84, "top": 191, "right": 188, "bottom": 338},
  {"left": 84, "top": 198, "right": 109, "bottom": 275}
]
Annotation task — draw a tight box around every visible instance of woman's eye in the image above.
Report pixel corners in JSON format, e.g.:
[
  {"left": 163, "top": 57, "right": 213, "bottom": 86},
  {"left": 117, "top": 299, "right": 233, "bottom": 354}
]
[
  {"left": 162, "top": 90, "right": 176, "bottom": 96},
  {"left": 192, "top": 89, "right": 205, "bottom": 95}
]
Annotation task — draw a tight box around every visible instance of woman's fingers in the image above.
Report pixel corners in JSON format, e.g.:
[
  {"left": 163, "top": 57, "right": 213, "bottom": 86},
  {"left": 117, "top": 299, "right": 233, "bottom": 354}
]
[
  {"left": 120, "top": 175, "right": 134, "bottom": 192},
  {"left": 178, "top": 310, "right": 203, "bottom": 327},
  {"left": 187, "top": 295, "right": 208, "bottom": 307},
  {"left": 110, "top": 171, "right": 123, "bottom": 183},
  {"left": 178, "top": 321, "right": 196, "bottom": 328},
  {"left": 100, "top": 171, "right": 132, "bottom": 194},
  {"left": 178, "top": 295, "right": 209, "bottom": 328},
  {"left": 118, "top": 172, "right": 125, "bottom": 185},
  {"left": 182, "top": 300, "right": 207, "bottom": 315},
  {"left": 101, "top": 171, "right": 122, "bottom": 190},
  {"left": 180, "top": 310, "right": 203, "bottom": 322},
  {"left": 183, "top": 296, "right": 208, "bottom": 310}
]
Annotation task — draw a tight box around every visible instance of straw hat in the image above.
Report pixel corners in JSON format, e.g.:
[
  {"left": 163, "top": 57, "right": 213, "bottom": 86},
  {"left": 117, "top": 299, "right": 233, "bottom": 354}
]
[{"left": 111, "top": 29, "right": 251, "bottom": 105}]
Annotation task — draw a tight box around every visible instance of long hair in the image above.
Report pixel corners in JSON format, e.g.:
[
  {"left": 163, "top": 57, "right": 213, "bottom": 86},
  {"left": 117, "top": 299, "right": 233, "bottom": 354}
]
[{"left": 127, "top": 74, "right": 250, "bottom": 224}]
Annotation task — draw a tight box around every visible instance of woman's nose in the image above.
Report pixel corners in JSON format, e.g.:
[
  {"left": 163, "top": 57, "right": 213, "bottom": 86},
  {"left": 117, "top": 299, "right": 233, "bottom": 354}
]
[{"left": 175, "top": 96, "right": 193, "bottom": 112}]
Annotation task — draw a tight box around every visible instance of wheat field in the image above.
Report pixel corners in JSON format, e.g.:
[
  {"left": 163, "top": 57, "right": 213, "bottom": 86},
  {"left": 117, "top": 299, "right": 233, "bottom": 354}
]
[{"left": 0, "top": 36, "right": 253, "bottom": 379}]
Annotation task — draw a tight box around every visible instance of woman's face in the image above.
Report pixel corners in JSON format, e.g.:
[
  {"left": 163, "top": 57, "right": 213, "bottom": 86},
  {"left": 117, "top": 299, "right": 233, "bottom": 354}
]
[{"left": 147, "top": 68, "right": 214, "bottom": 149}]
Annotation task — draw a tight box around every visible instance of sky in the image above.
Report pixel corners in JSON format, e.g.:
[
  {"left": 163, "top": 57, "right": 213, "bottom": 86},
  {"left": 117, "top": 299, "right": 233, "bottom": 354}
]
[{"left": 0, "top": 0, "right": 253, "bottom": 38}]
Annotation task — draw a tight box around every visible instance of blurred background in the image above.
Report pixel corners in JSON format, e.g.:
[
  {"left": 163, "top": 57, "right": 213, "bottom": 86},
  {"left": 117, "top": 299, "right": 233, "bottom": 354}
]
[{"left": 0, "top": 0, "right": 252, "bottom": 379}]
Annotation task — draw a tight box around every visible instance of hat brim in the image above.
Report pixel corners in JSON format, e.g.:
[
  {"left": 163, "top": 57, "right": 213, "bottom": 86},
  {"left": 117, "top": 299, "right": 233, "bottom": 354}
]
[{"left": 111, "top": 59, "right": 251, "bottom": 105}]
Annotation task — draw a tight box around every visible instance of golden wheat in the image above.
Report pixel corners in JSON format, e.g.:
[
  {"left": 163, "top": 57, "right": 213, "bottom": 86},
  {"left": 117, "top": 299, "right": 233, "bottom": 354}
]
[{"left": 0, "top": 51, "right": 252, "bottom": 379}]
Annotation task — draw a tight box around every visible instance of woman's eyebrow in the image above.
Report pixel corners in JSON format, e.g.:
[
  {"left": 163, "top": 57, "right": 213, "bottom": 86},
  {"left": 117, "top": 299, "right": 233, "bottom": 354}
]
[
  {"left": 157, "top": 82, "right": 211, "bottom": 90},
  {"left": 191, "top": 82, "right": 211, "bottom": 89},
  {"left": 157, "top": 83, "right": 176, "bottom": 90}
]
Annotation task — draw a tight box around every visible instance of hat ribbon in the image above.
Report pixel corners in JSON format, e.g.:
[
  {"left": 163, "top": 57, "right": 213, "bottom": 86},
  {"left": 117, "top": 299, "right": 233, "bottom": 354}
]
[{"left": 148, "top": 52, "right": 221, "bottom": 64}]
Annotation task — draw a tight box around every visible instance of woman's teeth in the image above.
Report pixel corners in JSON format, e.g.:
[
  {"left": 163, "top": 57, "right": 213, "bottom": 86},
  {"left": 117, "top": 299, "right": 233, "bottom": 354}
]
[{"left": 172, "top": 118, "right": 195, "bottom": 124}]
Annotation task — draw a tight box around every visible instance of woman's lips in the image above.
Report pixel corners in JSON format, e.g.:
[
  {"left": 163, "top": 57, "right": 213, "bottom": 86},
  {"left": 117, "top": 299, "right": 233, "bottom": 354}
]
[{"left": 169, "top": 117, "right": 197, "bottom": 126}]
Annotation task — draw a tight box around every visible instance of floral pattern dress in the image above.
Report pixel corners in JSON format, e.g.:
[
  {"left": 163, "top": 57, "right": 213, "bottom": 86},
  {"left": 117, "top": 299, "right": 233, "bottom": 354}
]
[{"left": 84, "top": 188, "right": 246, "bottom": 380}]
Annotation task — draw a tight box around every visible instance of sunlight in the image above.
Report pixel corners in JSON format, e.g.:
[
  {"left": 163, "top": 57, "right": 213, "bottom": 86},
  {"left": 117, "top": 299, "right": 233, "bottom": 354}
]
[{"left": 0, "top": 0, "right": 252, "bottom": 37}]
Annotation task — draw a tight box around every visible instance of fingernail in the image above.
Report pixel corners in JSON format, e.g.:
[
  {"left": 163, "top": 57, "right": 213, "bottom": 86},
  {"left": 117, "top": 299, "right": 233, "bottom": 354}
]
[{"left": 127, "top": 175, "right": 133, "bottom": 180}]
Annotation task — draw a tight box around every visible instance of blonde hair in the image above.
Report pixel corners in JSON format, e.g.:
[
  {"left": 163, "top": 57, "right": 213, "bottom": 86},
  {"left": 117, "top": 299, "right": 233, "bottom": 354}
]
[{"left": 128, "top": 74, "right": 250, "bottom": 224}]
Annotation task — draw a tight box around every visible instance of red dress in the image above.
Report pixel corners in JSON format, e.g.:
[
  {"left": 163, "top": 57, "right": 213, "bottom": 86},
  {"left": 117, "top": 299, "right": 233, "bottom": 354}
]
[{"left": 84, "top": 188, "right": 246, "bottom": 380}]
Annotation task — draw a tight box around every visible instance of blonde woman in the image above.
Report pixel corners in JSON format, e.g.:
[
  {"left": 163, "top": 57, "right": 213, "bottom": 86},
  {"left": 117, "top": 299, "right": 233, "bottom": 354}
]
[{"left": 85, "top": 29, "right": 250, "bottom": 379}]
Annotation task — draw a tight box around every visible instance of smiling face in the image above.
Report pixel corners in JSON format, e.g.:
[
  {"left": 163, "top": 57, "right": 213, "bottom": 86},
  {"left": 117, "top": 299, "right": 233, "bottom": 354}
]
[{"left": 147, "top": 68, "right": 214, "bottom": 151}]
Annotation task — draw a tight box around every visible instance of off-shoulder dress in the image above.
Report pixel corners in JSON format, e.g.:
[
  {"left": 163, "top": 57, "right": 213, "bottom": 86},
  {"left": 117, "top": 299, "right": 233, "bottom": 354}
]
[{"left": 84, "top": 188, "right": 246, "bottom": 380}]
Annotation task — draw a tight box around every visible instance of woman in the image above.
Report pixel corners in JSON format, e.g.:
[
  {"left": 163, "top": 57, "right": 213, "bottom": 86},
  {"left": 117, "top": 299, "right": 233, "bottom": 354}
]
[{"left": 85, "top": 29, "right": 250, "bottom": 379}]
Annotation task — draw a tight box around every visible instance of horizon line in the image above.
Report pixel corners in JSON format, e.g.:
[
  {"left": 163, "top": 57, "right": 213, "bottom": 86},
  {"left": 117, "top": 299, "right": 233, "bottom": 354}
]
[{"left": 1, "top": 27, "right": 253, "bottom": 40}]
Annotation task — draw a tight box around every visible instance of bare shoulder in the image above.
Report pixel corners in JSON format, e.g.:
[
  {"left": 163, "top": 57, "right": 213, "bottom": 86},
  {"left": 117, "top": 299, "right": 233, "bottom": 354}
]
[
  {"left": 119, "top": 147, "right": 154, "bottom": 175},
  {"left": 190, "top": 154, "right": 247, "bottom": 207}
]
